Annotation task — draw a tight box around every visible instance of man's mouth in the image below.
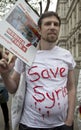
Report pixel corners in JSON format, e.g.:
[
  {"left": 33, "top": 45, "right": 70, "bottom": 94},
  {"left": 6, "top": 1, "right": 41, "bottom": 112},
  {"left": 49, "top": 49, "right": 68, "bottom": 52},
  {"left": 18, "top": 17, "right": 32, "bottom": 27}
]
[{"left": 48, "top": 33, "right": 56, "bottom": 36}]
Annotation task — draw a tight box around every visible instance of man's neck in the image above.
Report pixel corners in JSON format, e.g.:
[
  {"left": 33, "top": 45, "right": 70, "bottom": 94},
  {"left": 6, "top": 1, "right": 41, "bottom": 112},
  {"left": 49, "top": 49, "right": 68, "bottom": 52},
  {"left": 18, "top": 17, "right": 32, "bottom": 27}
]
[{"left": 38, "top": 39, "right": 56, "bottom": 50}]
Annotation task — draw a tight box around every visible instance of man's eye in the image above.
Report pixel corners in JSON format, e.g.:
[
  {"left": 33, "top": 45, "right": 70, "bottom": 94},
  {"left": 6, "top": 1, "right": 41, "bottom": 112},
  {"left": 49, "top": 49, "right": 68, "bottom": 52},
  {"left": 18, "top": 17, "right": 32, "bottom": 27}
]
[
  {"left": 54, "top": 22, "right": 59, "bottom": 26},
  {"left": 45, "top": 22, "right": 51, "bottom": 25},
  {"left": 44, "top": 22, "right": 59, "bottom": 26}
]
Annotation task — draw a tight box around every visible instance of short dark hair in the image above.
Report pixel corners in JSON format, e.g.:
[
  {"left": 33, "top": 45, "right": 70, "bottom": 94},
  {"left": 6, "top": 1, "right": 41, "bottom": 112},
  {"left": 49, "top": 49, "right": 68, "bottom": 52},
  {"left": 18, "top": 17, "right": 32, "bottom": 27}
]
[{"left": 38, "top": 11, "right": 61, "bottom": 28}]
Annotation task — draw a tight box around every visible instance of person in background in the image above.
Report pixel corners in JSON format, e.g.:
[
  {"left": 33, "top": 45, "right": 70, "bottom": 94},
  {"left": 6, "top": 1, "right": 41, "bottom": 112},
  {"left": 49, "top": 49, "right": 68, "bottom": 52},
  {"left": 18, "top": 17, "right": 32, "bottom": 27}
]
[
  {"left": 0, "top": 51, "right": 10, "bottom": 130},
  {"left": 0, "top": 11, "right": 76, "bottom": 130},
  {"left": 0, "top": 76, "right": 10, "bottom": 130}
]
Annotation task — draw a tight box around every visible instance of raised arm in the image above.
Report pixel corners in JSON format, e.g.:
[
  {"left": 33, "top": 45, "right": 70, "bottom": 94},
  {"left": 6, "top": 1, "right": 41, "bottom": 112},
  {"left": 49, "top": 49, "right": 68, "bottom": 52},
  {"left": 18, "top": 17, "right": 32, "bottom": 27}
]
[{"left": 0, "top": 56, "right": 20, "bottom": 94}]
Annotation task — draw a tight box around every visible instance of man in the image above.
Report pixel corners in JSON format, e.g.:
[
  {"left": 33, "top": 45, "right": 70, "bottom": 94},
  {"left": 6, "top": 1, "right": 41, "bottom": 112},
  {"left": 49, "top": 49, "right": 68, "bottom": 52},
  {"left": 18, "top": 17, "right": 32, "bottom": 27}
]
[{"left": 0, "top": 11, "right": 76, "bottom": 130}]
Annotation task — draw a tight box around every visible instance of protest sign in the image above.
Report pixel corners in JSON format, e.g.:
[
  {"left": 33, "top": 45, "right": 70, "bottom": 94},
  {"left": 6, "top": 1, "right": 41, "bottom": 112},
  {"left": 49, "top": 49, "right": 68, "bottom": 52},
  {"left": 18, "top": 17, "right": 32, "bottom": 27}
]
[{"left": 0, "top": 0, "right": 40, "bottom": 66}]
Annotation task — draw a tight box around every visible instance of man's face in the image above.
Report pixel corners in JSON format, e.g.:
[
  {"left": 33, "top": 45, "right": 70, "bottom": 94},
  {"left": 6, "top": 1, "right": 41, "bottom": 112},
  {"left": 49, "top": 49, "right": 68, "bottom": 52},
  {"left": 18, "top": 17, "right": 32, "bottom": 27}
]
[{"left": 39, "top": 16, "right": 60, "bottom": 43}]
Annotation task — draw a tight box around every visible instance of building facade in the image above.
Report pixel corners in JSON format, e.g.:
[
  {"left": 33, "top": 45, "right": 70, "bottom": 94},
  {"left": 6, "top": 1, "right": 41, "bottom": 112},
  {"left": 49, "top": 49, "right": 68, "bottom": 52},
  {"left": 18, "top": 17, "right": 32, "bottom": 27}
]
[{"left": 56, "top": 0, "right": 81, "bottom": 68}]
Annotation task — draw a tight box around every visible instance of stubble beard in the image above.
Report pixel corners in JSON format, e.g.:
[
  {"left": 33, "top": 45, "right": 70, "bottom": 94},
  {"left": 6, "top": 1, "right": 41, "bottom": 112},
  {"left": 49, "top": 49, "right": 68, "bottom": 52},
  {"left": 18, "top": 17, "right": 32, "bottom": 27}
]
[{"left": 42, "top": 35, "right": 58, "bottom": 43}]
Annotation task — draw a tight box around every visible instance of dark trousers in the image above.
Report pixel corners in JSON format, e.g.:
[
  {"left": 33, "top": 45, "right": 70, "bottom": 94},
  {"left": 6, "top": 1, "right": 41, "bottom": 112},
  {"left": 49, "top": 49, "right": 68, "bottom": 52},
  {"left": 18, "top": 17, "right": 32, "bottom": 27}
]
[
  {"left": 0, "top": 102, "right": 9, "bottom": 125},
  {"left": 19, "top": 123, "right": 73, "bottom": 130}
]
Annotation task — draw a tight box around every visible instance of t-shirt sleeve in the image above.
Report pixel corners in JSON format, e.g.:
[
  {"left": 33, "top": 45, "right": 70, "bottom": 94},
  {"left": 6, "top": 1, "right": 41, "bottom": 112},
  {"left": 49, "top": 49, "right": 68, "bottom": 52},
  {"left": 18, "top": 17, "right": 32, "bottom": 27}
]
[
  {"left": 67, "top": 51, "right": 76, "bottom": 70},
  {"left": 14, "top": 58, "right": 25, "bottom": 74}
]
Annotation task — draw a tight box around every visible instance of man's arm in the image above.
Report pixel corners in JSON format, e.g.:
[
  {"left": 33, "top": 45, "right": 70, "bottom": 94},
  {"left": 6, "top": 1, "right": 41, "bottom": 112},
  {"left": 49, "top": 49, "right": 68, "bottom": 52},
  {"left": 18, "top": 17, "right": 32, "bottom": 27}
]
[
  {"left": 65, "top": 69, "right": 76, "bottom": 126},
  {"left": 0, "top": 57, "right": 20, "bottom": 94},
  {"left": 1, "top": 70, "right": 20, "bottom": 94}
]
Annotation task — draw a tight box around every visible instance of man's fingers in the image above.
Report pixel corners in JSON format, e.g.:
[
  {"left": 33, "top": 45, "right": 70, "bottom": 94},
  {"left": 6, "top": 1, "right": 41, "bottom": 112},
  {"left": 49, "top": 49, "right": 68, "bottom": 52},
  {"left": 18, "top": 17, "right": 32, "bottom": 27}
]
[
  {"left": 0, "top": 59, "right": 8, "bottom": 68},
  {"left": 9, "top": 55, "right": 16, "bottom": 64}
]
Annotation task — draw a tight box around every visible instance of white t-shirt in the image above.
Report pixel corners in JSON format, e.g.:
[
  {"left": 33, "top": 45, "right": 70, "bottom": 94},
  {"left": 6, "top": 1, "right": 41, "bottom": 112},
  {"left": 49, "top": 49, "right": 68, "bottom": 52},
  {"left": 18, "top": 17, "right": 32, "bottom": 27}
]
[{"left": 14, "top": 46, "right": 76, "bottom": 128}]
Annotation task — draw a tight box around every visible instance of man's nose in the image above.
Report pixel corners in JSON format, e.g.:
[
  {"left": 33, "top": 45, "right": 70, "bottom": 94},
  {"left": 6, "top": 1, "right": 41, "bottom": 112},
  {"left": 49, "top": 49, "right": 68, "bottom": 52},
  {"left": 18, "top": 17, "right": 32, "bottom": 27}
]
[{"left": 50, "top": 23, "right": 55, "bottom": 28}]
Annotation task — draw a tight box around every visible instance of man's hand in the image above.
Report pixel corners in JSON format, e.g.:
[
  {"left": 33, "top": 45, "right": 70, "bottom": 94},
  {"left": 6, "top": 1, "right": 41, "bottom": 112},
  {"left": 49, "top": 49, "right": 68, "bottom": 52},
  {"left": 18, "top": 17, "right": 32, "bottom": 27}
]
[
  {"left": 0, "top": 54, "right": 16, "bottom": 74},
  {"left": 65, "top": 118, "right": 73, "bottom": 126}
]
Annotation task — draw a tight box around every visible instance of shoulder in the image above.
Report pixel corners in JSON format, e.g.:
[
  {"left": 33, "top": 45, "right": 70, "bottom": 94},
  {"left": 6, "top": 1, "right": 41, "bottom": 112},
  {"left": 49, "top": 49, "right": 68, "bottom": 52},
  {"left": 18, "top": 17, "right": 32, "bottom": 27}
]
[
  {"left": 53, "top": 46, "right": 72, "bottom": 57},
  {"left": 53, "top": 46, "right": 76, "bottom": 69},
  {"left": 14, "top": 58, "right": 25, "bottom": 74},
  {"left": 55, "top": 46, "right": 70, "bottom": 54}
]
